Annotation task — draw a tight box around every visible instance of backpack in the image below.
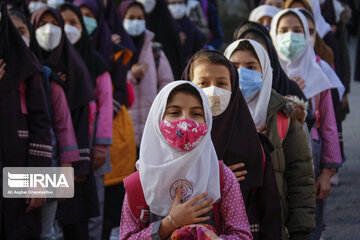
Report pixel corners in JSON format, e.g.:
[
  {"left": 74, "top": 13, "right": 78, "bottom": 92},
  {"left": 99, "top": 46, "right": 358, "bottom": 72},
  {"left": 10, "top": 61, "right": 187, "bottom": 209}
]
[
  {"left": 277, "top": 111, "right": 291, "bottom": 143},
  {"left": 123, "top": 161, "right": 226, "bottom": 234}
]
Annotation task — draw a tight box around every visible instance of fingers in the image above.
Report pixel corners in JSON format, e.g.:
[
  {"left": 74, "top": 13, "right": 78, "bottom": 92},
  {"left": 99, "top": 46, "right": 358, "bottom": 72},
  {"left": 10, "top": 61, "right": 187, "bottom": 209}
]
[
  {"left": 192, "top": 216, "right": 211, "bottom": 224},
  {"left": 233, "top": 170, "right": 247, "bottom": 178},
  {"left": 25, "top": 198, "right": 44, "bottom": 213},
  {"left": 228, "top": 163, "right": 245, "bottom": 171},
  {"left": 186, "top": 192, "right": 208, "bottom": 206},
  {"left": 315, "top": 181, "right": 320, "bottom": 197},
  {"left": 173, "top": 187, "right": 181, "bottom": 204},
  {"left": 236, "top": 176, "right": 246, "bottom": 182},
  {"left": 194, "top": 204, "right": 213, "bottom": 217},
  {"left": 192, "top": 197, "right": 213, "bottom": 211}
]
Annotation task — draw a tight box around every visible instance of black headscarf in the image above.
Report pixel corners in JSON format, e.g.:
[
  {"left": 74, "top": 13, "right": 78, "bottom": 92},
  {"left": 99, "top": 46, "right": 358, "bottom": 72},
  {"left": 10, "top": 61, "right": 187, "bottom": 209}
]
[
  {"left": 0, "top": 2, "right": 43, "bottom": 93},
  {"left": 59, "top": 3, "right": 109, "bottom": 86},
  {"left": 31, "top": 7, "right": 94, "bottom": 110},
  {"left": 234, "top": 21, "right": 309, "bottom": 100},
  {"left": 145, "top": 0, "right": 184, "bottom": 79},
  {"left": 182, "top": 50, "right": 265, "bottom": 191},
  {"left": 104, "top": 0, "right": 136, "bottom": 53},
  {"left": 74, "top": 0, "right": 113, "bottom": 63},
  {"left": 119, "top": 0, "right": 145, "bottom": 66},
  {"left": 233, "top": 21, "right": 315, "bottom": 129}
]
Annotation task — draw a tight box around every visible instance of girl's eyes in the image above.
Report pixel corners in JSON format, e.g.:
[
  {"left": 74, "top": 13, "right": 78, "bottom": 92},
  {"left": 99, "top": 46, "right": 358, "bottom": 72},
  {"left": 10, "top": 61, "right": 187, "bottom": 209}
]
[
  {"left": 169, "top": 111, "right": 180, "bottom": 115},
  {"left": 247, "top": 66, "right": 256, "bottom": 70}
]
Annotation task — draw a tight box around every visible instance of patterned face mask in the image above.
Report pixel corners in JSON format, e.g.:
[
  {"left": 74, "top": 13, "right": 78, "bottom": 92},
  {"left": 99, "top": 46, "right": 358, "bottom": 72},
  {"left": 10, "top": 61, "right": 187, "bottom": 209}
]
[{"left": 160, "top": 119, "right": 208, "bottom": 151}]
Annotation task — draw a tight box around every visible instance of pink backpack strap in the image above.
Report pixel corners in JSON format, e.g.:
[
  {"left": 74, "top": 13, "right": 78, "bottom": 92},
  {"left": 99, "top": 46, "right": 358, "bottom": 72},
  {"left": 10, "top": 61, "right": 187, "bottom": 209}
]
[
  {"left": 213, "top": 161, "right": 225, "bottom": 235},
  {"left": 277, "top": 111, "right": 290, "bottom": 142},
  {"left": 123, "top": 171, "right": 150, "bottom": 228}
]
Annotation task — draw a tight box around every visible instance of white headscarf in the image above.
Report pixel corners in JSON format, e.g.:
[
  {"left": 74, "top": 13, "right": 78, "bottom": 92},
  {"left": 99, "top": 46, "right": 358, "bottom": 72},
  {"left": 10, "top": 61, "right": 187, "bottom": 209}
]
[
  {"left": 136, "top": 81, "right": 221, "bottom": 217},
  {"left": 318, "top": 59, "right": 345, "bottom": 100},
  {"left": 224, "top": 39, "right": 273, "bottom": 130},
  {"left": 248, "top": 5, "right": 281, "bottom": 22},
  {"left": 270, "top": 8, "right": 333, "bottom": 99},
  {"left": 309, "top": 0, "right": 332, "bottom": 38}
]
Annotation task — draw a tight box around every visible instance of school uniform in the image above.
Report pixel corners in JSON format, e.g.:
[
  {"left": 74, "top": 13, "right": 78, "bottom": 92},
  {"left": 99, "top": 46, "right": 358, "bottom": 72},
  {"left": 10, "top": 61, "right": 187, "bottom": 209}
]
[
  {"left": 31, "top": 7, "right": 98, "bottom": 239},
  {"left": 0, "top": 5, "right": 53, "bottom": 238},
  {"left": 120, "top": 81, "right": 253, "bottom": 239},
  {"left": 271, "top": 9, "right": 343, "bottom": 239}
]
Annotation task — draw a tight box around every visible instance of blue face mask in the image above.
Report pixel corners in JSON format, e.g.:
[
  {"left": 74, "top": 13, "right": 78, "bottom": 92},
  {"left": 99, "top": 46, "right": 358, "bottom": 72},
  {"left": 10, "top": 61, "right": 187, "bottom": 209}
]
[
  {"left": 83, "top": 16, "right": 97, "bottom": 35},
  {"left": 238, "top": 67, "right": 263, "bottom": 100}
]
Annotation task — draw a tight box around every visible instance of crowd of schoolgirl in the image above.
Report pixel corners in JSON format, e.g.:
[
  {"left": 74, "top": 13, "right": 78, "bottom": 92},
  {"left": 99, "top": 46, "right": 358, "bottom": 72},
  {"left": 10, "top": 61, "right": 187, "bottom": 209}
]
[{"left": 0, "top": 0, "right": 352, "bottom": 240}]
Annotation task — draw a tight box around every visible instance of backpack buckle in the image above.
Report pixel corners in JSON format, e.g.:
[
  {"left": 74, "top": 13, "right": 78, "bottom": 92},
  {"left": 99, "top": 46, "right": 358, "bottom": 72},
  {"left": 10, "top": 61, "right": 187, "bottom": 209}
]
[{"left": 140, "top": 209, "right": 150, "bottom": 223}]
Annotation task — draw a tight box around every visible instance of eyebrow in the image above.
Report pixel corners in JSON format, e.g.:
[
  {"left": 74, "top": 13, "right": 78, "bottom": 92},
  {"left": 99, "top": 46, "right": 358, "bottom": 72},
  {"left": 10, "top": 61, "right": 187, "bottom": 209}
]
[{"left": 166, "top": 105, "right": 204, "bottom": 110}]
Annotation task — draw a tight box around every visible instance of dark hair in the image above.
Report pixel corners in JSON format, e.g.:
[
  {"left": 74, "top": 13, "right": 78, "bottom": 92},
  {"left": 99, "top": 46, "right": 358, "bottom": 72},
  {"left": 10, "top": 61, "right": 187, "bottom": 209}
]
[
  {"left": 189, "top": 50, "right": 233, "bottom": 81},
  {"left": 167, "top": 84, "right": 203, "bottom": 105},
  {"left": 241, "top": 32, "right": 268, "bottom": 50},
  {"left": 298, "top": 8, "right": 315, "bottom": 25},
  {"left": 9, "top": 9, "right": 29, "bottom": 28},
  {"left": 233, "top": 40, "right": 260, "bottom": 63},
  {"left": 126, "top": 2, "right": 145, "bottom": 16}
]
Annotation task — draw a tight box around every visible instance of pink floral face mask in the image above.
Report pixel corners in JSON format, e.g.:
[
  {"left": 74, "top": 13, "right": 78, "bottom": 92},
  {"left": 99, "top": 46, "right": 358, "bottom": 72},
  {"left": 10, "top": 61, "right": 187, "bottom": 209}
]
[{"left": 160, "top": 119, "right": 208, "bottom": 151}]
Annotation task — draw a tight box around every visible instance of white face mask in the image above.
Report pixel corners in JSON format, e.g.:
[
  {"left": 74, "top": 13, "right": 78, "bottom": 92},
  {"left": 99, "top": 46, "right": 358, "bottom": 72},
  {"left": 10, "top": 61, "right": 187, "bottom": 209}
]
[
  {"left": 47, "top": 0, "right": 65, "bottom": 9},
  {"left": 28, "top": 1, "right": 47, "bottom": 14},
  {"left": 202, "top": 86, "right": 232, "bottom": 117},
  {"left": 22, "top": 35, "right": 30, "bottom": 47},
  {"left": 168, "top": 3, "right": 186, "bottom": 20},
  {"left": 36, "top": 23, "right": 62, "bottom": 51},
  {"left": 137, "top": 0, "right": 156, "bottom": 14},
  {"left": 64, "top": 24, "right": 82, "bottom": 45},
  {"left": 123, "top": 19, "right": 146, "bottom": 37}
]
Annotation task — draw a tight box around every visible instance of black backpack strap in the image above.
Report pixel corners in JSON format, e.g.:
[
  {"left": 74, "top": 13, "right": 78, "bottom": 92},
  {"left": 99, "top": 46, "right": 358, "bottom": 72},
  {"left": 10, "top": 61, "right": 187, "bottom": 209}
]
[{"left": 152, "top": 41, "right": 162, "bottom": 69}]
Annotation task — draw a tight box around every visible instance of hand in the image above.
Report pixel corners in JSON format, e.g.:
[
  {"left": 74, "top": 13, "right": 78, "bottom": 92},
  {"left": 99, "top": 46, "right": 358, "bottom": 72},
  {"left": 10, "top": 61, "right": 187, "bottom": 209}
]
[
  {"left": 315, "top": 168, "right": 335, "bottom": 199},
  {"left": 25, "top": 198, "right": 45, "bottom": 213},
  {"left": 57, "top": 72, "right": 66, "bottom": 82},
  {"left": 228, "top": 163, "right": 247, "bottom": 182},
  {"left": 74, "top": 175, "right": 87, "bottom": 183},
  {"left": 92, "top": 149, "right": 107, "bottom": 171},
  {"left": 61, "top": 162, "right": 72, "bottom": 168},
  {"left": 292, "top": 76, "right": 306, "bottom": 90},
  {"left": 341, "top": 93, "right": 349, "bottom": 110},
  {"left": 158, "top": 190, "right": 213, "bottom": 239},
  {"left": 111, "top": 34, "right": 121, "bottom": 44},
  {"left": 131, "top": 63, "right": 148, "bottom": 80},
  {"left": 331, "top": 25, "right": 337, "bottom": 33},
  {"left": 179, "top": 32, "right": 187, "bottom": 45},
  {"left": 0, "top": 59, "right": 6, "bottom": 80},
  {"left": 169, "top": 190, "right": 213, "bottom": 227}
]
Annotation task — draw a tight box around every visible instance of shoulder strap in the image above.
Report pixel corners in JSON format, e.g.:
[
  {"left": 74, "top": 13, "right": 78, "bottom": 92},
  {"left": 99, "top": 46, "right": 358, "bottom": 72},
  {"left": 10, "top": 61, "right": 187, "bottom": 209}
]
[
  {"left": 123, "top": 171, "right": 150, "bottom": 228},
  {"left": 152, "top": 42, "right": 162, "bottom": 69},
  {"left": 277, "top": 111, "right": 290, "bottom": 142},
  {"left": 213, "top": 161, "right": 225, "bottom": 235}
]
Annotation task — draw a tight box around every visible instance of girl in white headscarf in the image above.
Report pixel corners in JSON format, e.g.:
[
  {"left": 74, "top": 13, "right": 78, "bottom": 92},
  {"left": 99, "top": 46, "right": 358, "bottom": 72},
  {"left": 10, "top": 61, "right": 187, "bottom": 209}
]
[
  {"left": 249, "top": 4, "right": 281, "bottom": 31},
  {"left": 270, "top": 9, "right": 342, "bottom": 239},
  {"left": 119, "top": 81, "right": 252, "bottom": 239},
  {"left": 224, "top": 39, "right": 315, "bottom": 239}
]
